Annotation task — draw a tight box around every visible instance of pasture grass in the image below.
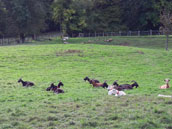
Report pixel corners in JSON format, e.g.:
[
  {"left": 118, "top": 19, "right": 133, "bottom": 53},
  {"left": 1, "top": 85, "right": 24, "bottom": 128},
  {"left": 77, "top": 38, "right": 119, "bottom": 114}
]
[
  {"left": 0, "top": 36, "right": 172, "bottom": 129},
  {"left": 68, "top": 35, "right": 172, "bottom": 49}
]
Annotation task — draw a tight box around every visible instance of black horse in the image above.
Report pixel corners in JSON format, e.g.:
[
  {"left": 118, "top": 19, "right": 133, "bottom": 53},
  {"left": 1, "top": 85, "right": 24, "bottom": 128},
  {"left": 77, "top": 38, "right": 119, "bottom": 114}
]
[
  {"left": 113, "top": 80, "right": 139, "bottom": 91},
  {"left": 84, "top": 76, "right": 100, "bottom": 84},
  {"left": 18, "top": 78, "right": 34, "bottom": 87},
  {"left": 46, "top": 81, "right": 64, "bottom": 94}
]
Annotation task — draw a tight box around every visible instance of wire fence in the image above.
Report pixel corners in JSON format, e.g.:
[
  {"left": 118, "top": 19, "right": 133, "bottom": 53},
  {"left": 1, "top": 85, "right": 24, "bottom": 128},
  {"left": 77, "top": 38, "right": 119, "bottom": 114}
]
[
  {"left": 0, "top": 30, "right": 171, "bottom": 46},
  {"left": 74, "top": 30, "right": 172, "bottom": 50},
  {"left": 78, "top": 30, "right": 166, "bottom": 37},
  {"left": 0, "top": 32, "right": 60, "bottom": 46}
]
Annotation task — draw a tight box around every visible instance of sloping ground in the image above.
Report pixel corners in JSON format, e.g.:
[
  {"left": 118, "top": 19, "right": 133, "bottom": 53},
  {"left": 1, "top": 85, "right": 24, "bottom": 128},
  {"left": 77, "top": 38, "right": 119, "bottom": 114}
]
[
  {"left": 68, "top": 36, "right": 172, "bottom": 50},
  {"left": 0, "top": 39, "right": 172, "bottom": 129}
]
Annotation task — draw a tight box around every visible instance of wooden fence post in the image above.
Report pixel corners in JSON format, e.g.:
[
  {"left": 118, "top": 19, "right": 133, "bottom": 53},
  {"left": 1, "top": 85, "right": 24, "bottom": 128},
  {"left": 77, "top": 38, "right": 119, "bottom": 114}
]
[
  {"left": 150, "top": 30, "right": 152, "bottom": 36},
  {"left": 2, "top": 38, "right": 3, "bottom": 45},
  {"left": 119, "top": 31, "right": 121, "bottom": 36},
  {"left": 8, "top": 38, "right": 9, "bottom": 45}
]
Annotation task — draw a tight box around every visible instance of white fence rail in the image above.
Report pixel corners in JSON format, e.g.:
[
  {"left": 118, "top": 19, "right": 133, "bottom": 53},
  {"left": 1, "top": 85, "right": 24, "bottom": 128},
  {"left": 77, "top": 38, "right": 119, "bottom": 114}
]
[{"left": 78, "top": 30, "right": 166, "bottom": 37}]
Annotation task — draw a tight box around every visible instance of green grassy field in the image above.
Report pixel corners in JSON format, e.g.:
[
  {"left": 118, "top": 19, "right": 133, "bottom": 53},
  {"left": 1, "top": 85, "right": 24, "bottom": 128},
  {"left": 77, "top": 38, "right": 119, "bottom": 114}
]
[{"left": 0, "top": 36, "right": 172, "bottom": 129}]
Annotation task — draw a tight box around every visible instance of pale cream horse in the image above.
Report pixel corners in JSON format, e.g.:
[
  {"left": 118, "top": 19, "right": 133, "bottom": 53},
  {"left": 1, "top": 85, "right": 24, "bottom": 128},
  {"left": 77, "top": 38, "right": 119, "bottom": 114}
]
[{"left": 160, "top": 79, "right": 170, "bottom": 89}]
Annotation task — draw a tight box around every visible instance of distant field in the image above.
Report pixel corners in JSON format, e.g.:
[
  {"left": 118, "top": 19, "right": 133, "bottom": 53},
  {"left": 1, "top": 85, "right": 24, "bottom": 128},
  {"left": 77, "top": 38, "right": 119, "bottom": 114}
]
[
  {"left": 68, "top": 35, "right": 172, "bottom": 49},
  {"left": 0, "top": 36, "right": 172, "bottom": 129}
]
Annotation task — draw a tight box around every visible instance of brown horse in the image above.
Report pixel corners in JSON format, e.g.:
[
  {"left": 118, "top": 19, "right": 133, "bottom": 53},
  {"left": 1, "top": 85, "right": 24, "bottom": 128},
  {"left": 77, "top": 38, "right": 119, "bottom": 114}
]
[
  {"left": 91, "top": 80, "right": 108, "bottom": 88},
  {"left": 84, "top": 77, "right": 100, "bottom": 84}
]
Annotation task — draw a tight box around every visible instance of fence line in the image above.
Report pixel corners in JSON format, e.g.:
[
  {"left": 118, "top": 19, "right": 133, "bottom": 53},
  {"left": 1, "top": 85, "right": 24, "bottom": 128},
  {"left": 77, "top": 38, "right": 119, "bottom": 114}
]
[
  {"left": 78, "top": 30, "right": 167, "bottom": 37},
  {"left": 0, "top": 30, "right": 171, "bottom": 46},
  {"left": 0, "top": 32, "right": 60, "bottom": 46}
]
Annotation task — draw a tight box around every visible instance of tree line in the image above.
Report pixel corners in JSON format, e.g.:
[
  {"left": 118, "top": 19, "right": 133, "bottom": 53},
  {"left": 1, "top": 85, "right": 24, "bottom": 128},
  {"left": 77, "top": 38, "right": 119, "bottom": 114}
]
[{"left": 0, "top": 0, "right": 172, "bottom": 42}]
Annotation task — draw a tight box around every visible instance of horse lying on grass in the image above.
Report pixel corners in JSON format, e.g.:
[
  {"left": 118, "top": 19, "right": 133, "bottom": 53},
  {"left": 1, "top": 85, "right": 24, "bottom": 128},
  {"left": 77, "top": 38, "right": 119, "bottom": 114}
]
[
  {"left": 107, "top": 85, "right": 126, "bottom": 96},
  {"left": 18, "top": 78, "right": 34, "bottom": 87},
  {"left": 84, "top": 76, "right": 100, "bottom": 84},
  {"left": 113, "top": 80, "right": 139, "bottom": 91},
  {"left": 46, "top": 81, "right": 64, "bottom": 94},
  {"left": 108, "top": 89, "right": 126, "bottom": 96},
  {"left": 90, "top": 80, "right": 108, "bottom": 88}
]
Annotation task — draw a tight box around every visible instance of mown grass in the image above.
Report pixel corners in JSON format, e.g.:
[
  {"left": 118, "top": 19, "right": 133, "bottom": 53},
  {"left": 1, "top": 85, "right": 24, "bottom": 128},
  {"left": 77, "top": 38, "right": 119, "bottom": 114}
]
[{"left": 0, "top": 36, "right": 172, "bottom": 129}]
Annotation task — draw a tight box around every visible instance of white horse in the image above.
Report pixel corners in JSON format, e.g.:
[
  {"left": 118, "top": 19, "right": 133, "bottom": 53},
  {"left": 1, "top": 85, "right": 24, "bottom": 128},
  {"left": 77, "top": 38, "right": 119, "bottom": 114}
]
[
  {"left": 62, "top": 37, "right": 69, "bottom": 41},
  {"left": 107, "top": 85, "right": 115, "bottom": 91},
  {"left": 108, "top": 88, "right": 126, "bottom": 96}
]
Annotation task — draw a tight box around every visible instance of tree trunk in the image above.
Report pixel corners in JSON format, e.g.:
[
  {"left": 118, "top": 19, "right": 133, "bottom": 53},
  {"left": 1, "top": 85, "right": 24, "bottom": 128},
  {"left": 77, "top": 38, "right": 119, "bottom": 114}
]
[
  {"left": 20, "top": 33, "right": 25, "bottom": 43},
  {"left": 32, "top": 34, "right": 36, "bottom": 40},
  {"left": 166, "top": 34, "right": 169, "bottom": 51}
]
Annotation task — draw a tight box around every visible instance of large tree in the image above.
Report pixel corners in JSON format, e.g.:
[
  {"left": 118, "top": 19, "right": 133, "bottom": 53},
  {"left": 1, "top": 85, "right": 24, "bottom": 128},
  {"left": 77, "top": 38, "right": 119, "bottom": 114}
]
[
  {"left": 120, "top": 0, "right": 160, "bottom": 30},
  {"left": 87, "top": 0, "right": 123, "bottom": 32},
  {"left": 1, "top": 0, "right": 172, "bottom": 40},
  {"left": 0, "top": 0, "right": 6, "bottom": 37},
  {"left": 159, "top": 1, "right": 172, "bottom": 50},
  {"left": 2, "top": 0, "right": 48, "bottom": 42},
  {"left": 52, "top": 0, "right": 87, "bottom": 36},
  {"left": 43, "top": 0, "right": 57, "bottom": 32}
]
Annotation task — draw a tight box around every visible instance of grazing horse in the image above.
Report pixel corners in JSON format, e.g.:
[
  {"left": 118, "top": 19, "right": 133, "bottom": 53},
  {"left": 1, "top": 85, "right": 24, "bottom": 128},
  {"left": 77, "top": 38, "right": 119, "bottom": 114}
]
[{"left": 18, "top": 78, "right": 34, "bottom": 87}]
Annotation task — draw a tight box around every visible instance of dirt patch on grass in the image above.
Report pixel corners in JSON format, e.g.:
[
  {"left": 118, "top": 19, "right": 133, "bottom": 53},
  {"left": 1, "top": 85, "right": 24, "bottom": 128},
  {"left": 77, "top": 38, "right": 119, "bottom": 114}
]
[
  {"left": 64, "top": 49, "right": 82, "bottom": 54},
  {"left": 56, "top": 49, "right": 83, "bottom": 56},
  {"left": 137, "top": 50, "right": 144, "bottom": 54},
  {"left": 132, "top": 50, "right": 145, "bottom": 55}
]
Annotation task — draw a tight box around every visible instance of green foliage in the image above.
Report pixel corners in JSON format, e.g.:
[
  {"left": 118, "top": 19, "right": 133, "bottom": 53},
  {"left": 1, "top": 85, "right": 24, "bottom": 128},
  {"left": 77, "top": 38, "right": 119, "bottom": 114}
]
[
  {"left": 121, "top": 0, "right": 160, "bottom": 30},
  {"left": 52, "top": 0, "right": 87, "bottom": 36},
  {"left": 1, "top": 0, "right": 49, "bottom": 39},
  {"left": 158, "top": 0, "right": 172, "bottom": 50},
  {"left": 0, "top": 1, "right": 6, "bottom": 36},
  {"left": 1, "top": 0, "right": 172, "bottom": 37},
  {"left": 90, "top": 0, "right": 123, "bottom": 32},
  {"left": 160, "top": 10, "right": 172, "bottom": 35}
]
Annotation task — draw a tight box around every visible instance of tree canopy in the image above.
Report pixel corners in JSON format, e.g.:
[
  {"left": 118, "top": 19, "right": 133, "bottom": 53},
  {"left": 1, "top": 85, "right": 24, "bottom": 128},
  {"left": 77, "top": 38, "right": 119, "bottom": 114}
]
[{"left": 0, "top": 0, "right": 172, "bottom": 37}]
